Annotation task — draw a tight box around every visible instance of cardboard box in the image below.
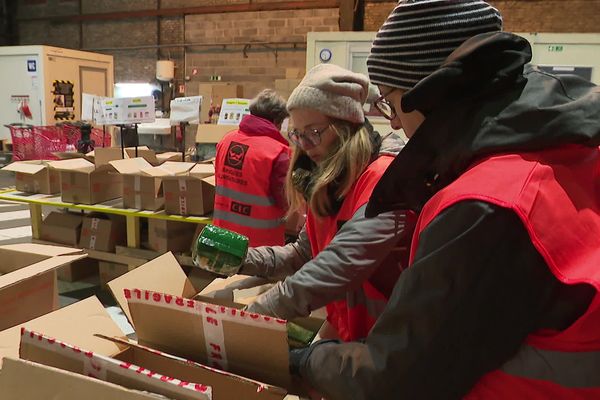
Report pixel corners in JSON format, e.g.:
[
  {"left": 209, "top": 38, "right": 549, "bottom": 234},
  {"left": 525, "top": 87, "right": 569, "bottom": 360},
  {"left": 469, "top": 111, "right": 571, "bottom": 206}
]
[
  {"left": 198, "top": 83, "right": 244, "bottom": 124},
  {"left": 2, "top": 160, "right": 60, "bottom": 194},
  {"left": 275, "top": 79, "right": 302, "bottom": 100},
  {"left": 163, "top": 167, "right": 216, "bottom": 216},
  {"left": 0, "top": 296, "right": 127, "bottom": 367},
  {"left": 0, "top": 358, "right": 166, "bottom": 400},
  {"left": 49, "top": 148, "right": 123, "bottom": 205},
  {"left": 1, "top": 292, "right": 287, "bottom": 400},
  {"left": 0, "top": 243, "right": 86, "bottom": 331},
  {"left": 39, "top": 211, "right": 83, "bottom": 246},
  {"left": 57, "top": 258, "right": 99, "bottom": 283},
  {"left": 99, "top": 261, "right": 136, "bottom": 288},
  {"left": 110, "top": 158, "right": 196, "bottom": 211},
  {"left": 285, "top": 68, "right": 304, "bottom": 80},
  {"left": 79, "top": 214, "right": 126, "bottom": 252},
  {"left": 108, "top": 252, "right": 323, "bottom": 392},
  {"left": 20, "top": 328, "right": 213, "bottom": 400},
  {"left": 195, "top": 124, "right": 237, "bottom": 144},
  {"left": 147, "top": 219, "right": 199, "bottom": 253}
]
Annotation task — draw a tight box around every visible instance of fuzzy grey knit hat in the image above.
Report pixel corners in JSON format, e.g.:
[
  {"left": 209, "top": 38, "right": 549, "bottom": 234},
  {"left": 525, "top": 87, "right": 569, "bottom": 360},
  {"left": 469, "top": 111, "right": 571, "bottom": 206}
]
[
  {"left": 287, "top": 64, "right": 378, "bottom": 124},
  {"left": 368, "top": 0, "right": 503, "bottom": 90}
]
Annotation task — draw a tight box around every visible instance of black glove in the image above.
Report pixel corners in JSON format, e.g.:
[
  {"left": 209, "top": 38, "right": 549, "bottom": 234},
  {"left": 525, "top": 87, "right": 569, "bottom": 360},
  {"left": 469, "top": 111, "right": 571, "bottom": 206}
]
[
  {"left": 289, "top": 347, "right": 311, "bottom": 376},
  {"left": 289, "top": 339, "right": 341, "bottom": 377}
]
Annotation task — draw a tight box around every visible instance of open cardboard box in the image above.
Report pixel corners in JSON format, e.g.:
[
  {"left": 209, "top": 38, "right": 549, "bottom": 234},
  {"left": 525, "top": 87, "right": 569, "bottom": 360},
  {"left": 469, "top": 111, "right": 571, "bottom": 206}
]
[
  {"left": 0, "top": 293, "right": 286, "bottom": 399},
  {"left": 163, "top": 164, "right": 216, "bottom": 216},
  {"left": 2, "top": 160, "right": 61, "bottom": 194},
  {"left": 110, "top": 158, "right": 196, "bottom": 211},
  {"left": 0, "top": 243, "right": 87, "bottom": 331},
  {"left": 49, "top": 147, "right": 123, "bottom": 204},
  {"left": 108, "top": 253, "right": 323, "bottom": 393}
]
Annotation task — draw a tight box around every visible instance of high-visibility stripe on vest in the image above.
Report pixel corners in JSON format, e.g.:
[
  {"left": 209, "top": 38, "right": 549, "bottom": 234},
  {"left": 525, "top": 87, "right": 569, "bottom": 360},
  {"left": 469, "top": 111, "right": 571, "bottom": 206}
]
[
  {"left": 306, "top": 155, "right": 404, "bottom": 341},
  {"left": 409, "top": 145, "right": 600, "bottom": 399},
  {"left": 214, "top": 128, "right": 288, "bottom": 247}
]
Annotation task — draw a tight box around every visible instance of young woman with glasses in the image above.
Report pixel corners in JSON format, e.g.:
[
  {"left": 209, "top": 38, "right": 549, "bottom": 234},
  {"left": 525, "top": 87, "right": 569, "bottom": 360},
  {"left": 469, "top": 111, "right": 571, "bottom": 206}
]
[{"left": 236, "top": 63, "right": 414, "bottom": 343}]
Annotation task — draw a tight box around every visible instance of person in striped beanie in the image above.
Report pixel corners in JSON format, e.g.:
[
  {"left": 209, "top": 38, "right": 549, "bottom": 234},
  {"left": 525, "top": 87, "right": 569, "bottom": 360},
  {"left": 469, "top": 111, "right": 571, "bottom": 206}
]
[{"left": 288, "top": 1, "right": 600, "bottom": 399}]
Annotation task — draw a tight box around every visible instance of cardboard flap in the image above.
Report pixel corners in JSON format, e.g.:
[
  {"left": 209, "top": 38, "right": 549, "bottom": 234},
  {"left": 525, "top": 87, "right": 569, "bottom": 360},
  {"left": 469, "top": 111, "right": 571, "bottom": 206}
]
[
  {"left": 156, "top": 152, "right": 183, "bottom": 163},
  {"left": 0, "top": 296, "right": 126, "bottom": 368},
  {"left": 190, "top": 164, "right": 215, "bottom": 179},
  {"left": 0, "top": 357, "right": 167, "bottom": 400},
  {"left": 125, "top": 147, "right": 160, "bottom": 165},
  {"left": 2, "top": 161, "right": 47, "bottom": 175},
  {"left": 0, "top": 254, "right": 86, "bottom": 289},
  {"left": 0, "top": 243, "right": 83, "bottom": 257},
  {"left": 125, "top": 289, "right": 290, "bottom": 388},
  {"left": 99, "top": 335, "right": 288, "bottom": 400},
  {"left": 52, "top": 152, "right": 93, "bottom": 161},
  {"left": 108, "top": 252, "right": 197, "bottom": 323},
  {"left": 42, "top": 212, "right": 82, "bottom": 229},
  {"left": 202, "top": 175, "right": 216, "bottom": 186},
  {"left": 110, "top": 158, "right": 154, "bottom": 175},
  {"left": 94, "top": 147, "right": 124, "bottom": 167},
  {"left": 20, "top": 329, "right": 213, "bottom": 400},
  {"left": 145, "top": 162, "right": 196, "bottom": 178},
  {"left": 49, "top": 158, "right": 96, "bottom": 174}
]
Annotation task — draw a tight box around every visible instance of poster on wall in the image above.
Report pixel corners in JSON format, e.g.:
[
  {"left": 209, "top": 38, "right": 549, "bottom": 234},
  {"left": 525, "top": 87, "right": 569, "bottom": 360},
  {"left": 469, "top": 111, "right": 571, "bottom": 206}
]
[
  {"left": 218, "top": 98, "right": 251, "bottom": 125},
  {"left": 52, "top": 80, "right": 75, "bottom": 121},
  {"left": 99, "top": 96, "right": 155, "bottom": 125}
]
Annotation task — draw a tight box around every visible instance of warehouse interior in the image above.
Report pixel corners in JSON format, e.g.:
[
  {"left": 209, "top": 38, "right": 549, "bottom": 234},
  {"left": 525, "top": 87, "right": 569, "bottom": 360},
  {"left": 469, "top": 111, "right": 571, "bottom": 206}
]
[{"left": 0, "top": 1, "right": 599, "bottom": 399}]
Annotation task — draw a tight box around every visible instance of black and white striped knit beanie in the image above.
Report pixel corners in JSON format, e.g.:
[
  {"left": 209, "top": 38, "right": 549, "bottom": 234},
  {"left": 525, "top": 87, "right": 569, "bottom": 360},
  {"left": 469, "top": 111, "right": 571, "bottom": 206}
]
[{"left": 367, "top": 0, "right": 503, "bottom": 90}]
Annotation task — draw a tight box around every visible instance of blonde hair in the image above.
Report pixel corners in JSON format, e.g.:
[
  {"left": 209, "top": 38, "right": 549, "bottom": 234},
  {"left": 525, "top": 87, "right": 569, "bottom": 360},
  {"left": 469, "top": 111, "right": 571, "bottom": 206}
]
[{"left": 286, "top": 120, "right": 375, "bottom": 218}]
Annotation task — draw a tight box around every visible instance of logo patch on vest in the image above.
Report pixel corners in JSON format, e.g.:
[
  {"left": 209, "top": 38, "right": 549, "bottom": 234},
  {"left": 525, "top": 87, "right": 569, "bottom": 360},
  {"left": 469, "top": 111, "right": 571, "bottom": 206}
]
[
  {"left": 231, "top": 201, "right": 252, "bottom": 216},
  {"left": 225, "top": 141, "right": 249, "bottom": 170}
]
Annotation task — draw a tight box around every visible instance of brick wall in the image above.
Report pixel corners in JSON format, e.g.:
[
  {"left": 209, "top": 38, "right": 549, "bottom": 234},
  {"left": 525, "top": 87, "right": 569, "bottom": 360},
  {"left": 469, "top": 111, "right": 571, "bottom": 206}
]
[
  {"left": 15, "top": 0, "right": 338, "bottom": 88},
  {"left": 185, "top": 8, "right": 339, "bottom": 98},
  {"left": 15, "top": 0, "right": 599, "bottom": 87},
  {"left": 365, "top": 1, "right": 600, "bottom": 33}
]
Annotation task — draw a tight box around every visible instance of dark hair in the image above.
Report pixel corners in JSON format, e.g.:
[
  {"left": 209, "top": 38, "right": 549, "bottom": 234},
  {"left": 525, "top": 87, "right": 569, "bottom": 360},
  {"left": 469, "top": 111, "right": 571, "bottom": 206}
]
[{"left": 249, "top": 89, "right": 289, "bottom": 126}]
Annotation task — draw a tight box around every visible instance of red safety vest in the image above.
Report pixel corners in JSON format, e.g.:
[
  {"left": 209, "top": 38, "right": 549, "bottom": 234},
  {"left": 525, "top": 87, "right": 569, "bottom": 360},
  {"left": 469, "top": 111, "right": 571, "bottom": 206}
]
[
  {"left": 214, "top": 126, "right": 289, "bottom": 247},
  {"left": 409, "top": 145, "right": 600, "bottom": 399},
  {"left": 306, "top": 155, "right": 404, "bottom": 341}
]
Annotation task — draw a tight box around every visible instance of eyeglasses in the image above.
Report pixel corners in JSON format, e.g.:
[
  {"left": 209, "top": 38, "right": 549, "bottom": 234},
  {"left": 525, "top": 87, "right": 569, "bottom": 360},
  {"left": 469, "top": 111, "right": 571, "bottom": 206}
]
[
  {"left": 287, "top": 125, "right": 331, "bottom": 149},
  {"left": 374, "top": 88, "right": 399, "bottom": 121}
]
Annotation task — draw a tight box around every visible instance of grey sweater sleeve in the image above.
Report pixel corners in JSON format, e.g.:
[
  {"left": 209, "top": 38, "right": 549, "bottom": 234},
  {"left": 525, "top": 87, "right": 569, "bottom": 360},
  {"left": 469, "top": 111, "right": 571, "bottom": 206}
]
[
  {"left": 240, "top": 225, "right": 312, "bottom": 281},
  {"left": 245, "top": 205, "right": 407, "bottom": 320}
]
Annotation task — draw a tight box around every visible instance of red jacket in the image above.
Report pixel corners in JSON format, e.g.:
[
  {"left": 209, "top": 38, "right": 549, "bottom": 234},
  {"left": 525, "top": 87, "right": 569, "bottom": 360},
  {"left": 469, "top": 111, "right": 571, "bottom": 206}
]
[
  {"left": 306, "top": 155, "right": 401, "bottom": 341},
  {"left": 411, "top": 146, "right": 600, "bottom": 399},
  {"left": 214, "top": 115, "right": 289, "bottom": 247}
]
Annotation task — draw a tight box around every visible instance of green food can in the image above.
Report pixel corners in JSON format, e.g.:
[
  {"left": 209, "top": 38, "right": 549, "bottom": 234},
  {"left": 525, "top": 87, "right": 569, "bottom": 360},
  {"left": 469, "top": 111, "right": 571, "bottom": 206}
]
[{"left": 193, "top": 224, "right": 249, "bottom": 276}]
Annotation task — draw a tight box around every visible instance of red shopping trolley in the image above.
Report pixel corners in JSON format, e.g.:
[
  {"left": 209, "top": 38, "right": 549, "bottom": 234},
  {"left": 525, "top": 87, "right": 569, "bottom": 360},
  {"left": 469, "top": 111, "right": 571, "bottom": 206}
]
[{"left": 6, "top": 123, "right": 111, "bottom": 161}]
